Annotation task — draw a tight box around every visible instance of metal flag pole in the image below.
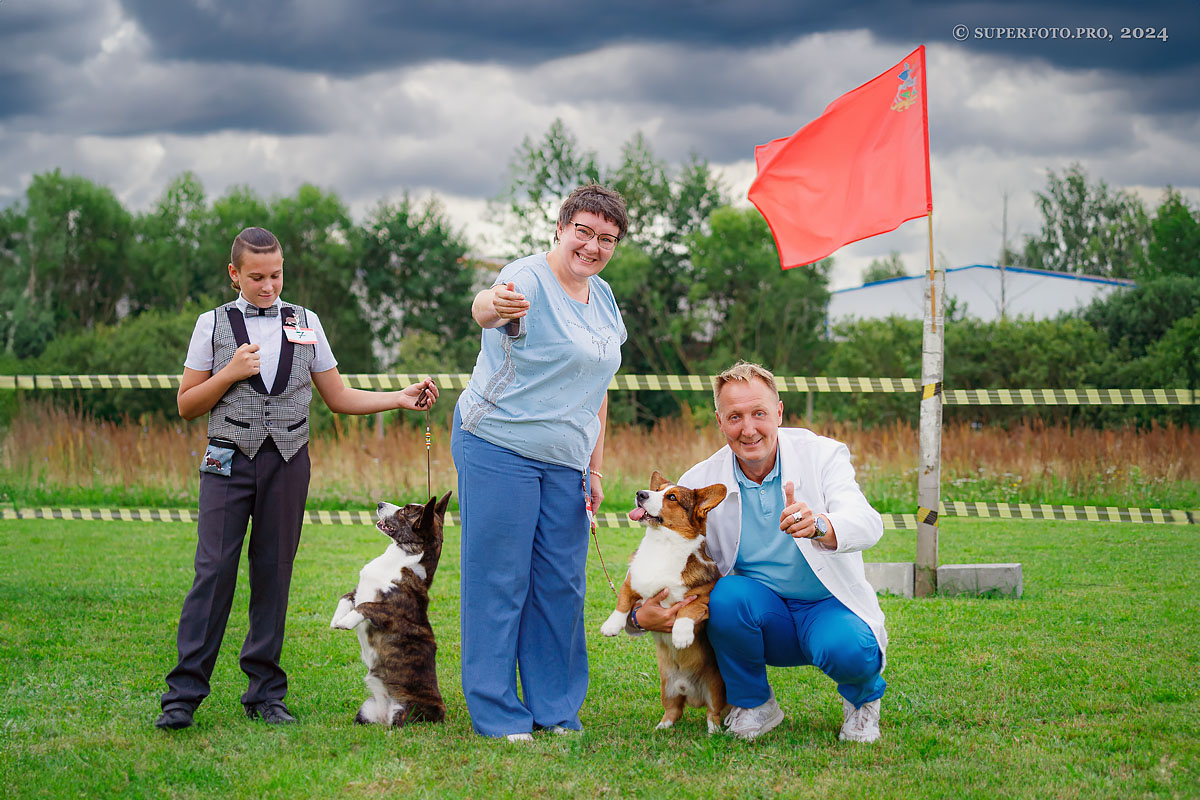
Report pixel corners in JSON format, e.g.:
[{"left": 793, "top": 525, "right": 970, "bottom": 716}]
[{"left": 916, "top": 210, "right": 944, "bottom": 597}]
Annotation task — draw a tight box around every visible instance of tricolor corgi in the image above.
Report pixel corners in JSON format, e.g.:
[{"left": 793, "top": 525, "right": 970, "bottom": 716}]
[{"left": 600, "top": 471, "right": 729, "bottom": 733}]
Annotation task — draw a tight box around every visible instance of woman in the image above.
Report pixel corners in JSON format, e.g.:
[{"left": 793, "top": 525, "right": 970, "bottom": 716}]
[{"left": 452, "top": 184, "right": 627, "bottom": 740}]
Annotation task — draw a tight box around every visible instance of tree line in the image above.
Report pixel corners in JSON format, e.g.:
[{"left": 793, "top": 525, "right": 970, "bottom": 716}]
[{"left": 1, "top": 122, "right": 1197, "bottom": 428}]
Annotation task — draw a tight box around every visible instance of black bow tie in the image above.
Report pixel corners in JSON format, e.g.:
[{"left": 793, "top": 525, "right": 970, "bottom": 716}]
[{"left": 244, "top": 304, "right": 279, "bottom": 317}]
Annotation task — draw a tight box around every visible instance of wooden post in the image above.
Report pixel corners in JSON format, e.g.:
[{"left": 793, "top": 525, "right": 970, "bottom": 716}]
[{"left": 916, "top": 213, "right": 944, "bottom": 597}]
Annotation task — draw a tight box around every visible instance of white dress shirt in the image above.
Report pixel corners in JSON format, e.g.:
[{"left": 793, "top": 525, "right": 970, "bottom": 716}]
[{"left": 184, "top": 294, "right": 337, "bottom": 389}]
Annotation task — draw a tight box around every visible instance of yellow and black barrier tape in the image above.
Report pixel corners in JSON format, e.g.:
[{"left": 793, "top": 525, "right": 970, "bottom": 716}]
[
  {"left": 0, "top": 507, "right": 463, "bottom": 527},
  {"left": 937, "top": 501, "right": 1195, "bottom": 524},
  {"left": 4, "top": 373, "right": 1193, "bottom": 405},
  {"left": 917, "top": 506, "right": 939, "bottom": 525},
  {"left": 4, "top": 374, "right": 181, "bottom": 390},
  {"left": 341, "top": 374, "right": 472, "bottom": 390},
  {"left": 1, "top": 507, "right": 202, "bottom": 523},
  {"left": 942, "top": 388, "right": 1195, "bottom": 405},
  {"left": 4, "top": 504, "right": 1195, "bottom": 527}
]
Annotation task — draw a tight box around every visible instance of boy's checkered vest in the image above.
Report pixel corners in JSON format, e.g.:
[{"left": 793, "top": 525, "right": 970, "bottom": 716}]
[{"left": 206, "top": 302, "right": 315, "bottom": 461}]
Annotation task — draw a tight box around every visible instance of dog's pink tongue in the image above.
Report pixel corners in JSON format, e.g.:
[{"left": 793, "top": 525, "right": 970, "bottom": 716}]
[{"left": 629, "top": 507, "right": 646, "bottom": 521}]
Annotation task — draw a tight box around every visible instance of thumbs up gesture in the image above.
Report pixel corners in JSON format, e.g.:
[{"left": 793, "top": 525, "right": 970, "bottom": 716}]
[
  {"left": 780, "top": 481, "right": 815, "bottom": 538},
  {"left": 492, "top": 281, "right": 530, "bottom": 321}
]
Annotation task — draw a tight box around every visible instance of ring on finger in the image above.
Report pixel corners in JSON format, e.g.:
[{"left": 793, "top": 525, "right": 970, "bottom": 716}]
[{"left": 792, "top": 511, "right": 803, "bottom": 525}]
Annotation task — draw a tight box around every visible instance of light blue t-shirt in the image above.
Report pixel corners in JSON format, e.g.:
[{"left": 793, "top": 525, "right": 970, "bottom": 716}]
[
  {"left": 457, "top": 253, "right": 626, "bottom": 471},
  {"left": 733, "top": 449, "right": 832, "bottom": 601}
]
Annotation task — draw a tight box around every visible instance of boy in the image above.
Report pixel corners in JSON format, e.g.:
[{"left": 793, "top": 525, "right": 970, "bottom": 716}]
[{"left": 156, "top": 226, "right": 437, "bottom": 730}]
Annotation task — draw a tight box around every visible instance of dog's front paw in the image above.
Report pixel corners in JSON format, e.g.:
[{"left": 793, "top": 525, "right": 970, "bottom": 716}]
[
  {"left": 655, "top": 719, "right": 675, "bottom": 730},
  {"left": 671, "top": 618, "right": 695, "bottom": 649},
  {"left": 330, "top": 595, "right": 355, "bottom": 628},
  {"left": 599, "top": 609, "right": 626, "bottom": 637},
  {"left": 333, "top": 609, "right": 365, "bottom": 630}
]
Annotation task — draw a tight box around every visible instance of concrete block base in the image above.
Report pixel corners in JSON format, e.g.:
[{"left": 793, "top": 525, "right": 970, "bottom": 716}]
[
  {"left": 864, "top": 562, "right": 1024, "bottom": 598},
  {"left": 864, "top": 562, "right": 915, "bottom": 598},
  {"left": 937, "top": 563, "right": 1023, "bottom": 598}
]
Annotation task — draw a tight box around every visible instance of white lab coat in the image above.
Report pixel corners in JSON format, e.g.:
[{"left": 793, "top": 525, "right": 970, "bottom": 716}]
[{"left": 679, "top": 427, "right": 888, "bottom": 664}]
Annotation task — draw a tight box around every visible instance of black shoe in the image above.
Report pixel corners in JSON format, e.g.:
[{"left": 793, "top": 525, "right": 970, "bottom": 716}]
[
  {"left": 245, "top": 701, "right": 296, "bottom": 725},
  {"left": 155, "top": 706, "right": 194, "bottom": 730}
]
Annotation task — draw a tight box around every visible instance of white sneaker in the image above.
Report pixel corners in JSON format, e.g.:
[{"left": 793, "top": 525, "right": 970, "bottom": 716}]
[
  {"left": 841, "top": 696, "right": 856, "bottom": 728},
  {"left": 838, "top": 698, "right": 881, "bottom": 743},
  {"left": 723, "top": 689, "right": 784, "bottom": 740},
  {"left": 505, "top": 732, "right": 534, "bottom": 743}
]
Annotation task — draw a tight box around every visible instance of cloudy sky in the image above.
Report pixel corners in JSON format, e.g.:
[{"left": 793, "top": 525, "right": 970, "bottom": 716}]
[{"left": 2, "top": 0, "right": 1197, "bottom": 288}]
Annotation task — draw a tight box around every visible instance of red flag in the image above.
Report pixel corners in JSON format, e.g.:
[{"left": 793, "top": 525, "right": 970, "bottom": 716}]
[{"left": 748, "top": 45, "right": 932, "bottom": 269}]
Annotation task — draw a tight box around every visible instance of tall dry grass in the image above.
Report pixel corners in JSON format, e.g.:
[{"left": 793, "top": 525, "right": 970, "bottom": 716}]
[{"left": 2, "top": 404, "right": 1198, "bottom": 510}]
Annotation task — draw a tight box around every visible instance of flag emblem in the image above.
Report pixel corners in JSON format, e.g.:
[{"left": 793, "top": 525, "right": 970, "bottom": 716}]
[{"left": 891, "top": 62, "right": 919, "bottom": 112}]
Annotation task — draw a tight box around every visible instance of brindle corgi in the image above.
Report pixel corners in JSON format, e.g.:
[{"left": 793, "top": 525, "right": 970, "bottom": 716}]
[
  {"left": 331, "top": 492, "right": 451, "bottom": 726},
  {"left": 600, "top": 471, "right": 729, "bottom": 733}
]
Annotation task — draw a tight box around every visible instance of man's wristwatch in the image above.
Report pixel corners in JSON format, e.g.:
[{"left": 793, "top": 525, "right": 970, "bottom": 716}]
[{"left": 813, "top": 515, "right": 829, "bottom": 539}]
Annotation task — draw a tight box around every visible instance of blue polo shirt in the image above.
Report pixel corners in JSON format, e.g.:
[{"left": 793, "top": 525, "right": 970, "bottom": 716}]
[{"left": 732, "top": 450, "right": 832, "bottom": 601}]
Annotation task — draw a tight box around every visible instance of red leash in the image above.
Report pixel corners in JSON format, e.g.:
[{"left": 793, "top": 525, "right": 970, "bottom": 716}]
[
  {"left": 417, "top": 386, "right": 432, "bottom": 499},
  {"left": 585, "top": 473, "right": 617, "bottom": 595}
]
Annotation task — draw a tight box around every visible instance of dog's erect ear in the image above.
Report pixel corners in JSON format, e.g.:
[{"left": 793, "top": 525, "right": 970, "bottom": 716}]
[
  {"left": 650, "top": 471, "right": 669, "bottom": 491},
  {"left": 693, "top": 484, "right": 728, "bottom": 519},
  {"left": 419, "top": 496, "right": 437, "bottom": 531},
  {"left": 420, "top": 490, "right": 453, "bottom": 530}
]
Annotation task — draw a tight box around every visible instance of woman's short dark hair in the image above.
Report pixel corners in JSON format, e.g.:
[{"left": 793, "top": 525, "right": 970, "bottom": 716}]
[
  {"left": 556, "top": 184, "right": 628, "bottom": 243},
  {"left": 230, "top": 227, "right": 281, "bottom": 269}
]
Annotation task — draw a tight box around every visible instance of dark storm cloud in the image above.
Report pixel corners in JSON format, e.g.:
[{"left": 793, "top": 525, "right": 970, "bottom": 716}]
[
  {"left": 117, "top": 0, "right": 838, "bottom": 74},
  {"left": 4, "top": 60, "right": 344, "bottom": 137},
  {"left": 0, "top": 1, "right": 106, "bottom": 59},
  {"left": 117, "top": 0, "right": 1197, "bottom": 76},
  {"left": 105, "top": 0, "right": 1200, "bottom": 134},
  {"left": 0, "top": 1, "right": 111, "bottom": 117},
  {"left": 4, "top": 0, "right": 1194, "bottom": 137},
  {"left": 0, "top": 70, "right": 40, "bottom": 117}
]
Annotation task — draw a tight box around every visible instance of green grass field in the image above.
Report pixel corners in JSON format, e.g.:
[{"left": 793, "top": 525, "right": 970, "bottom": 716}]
[{"left": 1, "top": 517, "right": 1196, "bottom": 799}]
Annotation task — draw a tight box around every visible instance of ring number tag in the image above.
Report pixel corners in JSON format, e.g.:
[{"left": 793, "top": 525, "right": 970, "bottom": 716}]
[{"left": 284, "top": 326, "right": 317, "bottom": 344}]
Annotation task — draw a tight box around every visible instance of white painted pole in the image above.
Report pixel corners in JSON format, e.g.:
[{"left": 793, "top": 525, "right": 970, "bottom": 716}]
[{"left": 916, "top": 212, "right": 944, "bottom": 597}]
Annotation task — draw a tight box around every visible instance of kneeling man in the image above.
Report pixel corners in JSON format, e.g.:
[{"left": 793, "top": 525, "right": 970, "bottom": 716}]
[{"left": 632, "top": 361, "right": 886, "bottom": 742}]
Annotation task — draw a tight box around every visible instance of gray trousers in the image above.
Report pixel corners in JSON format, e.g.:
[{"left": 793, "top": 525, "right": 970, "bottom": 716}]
[{"left": 161, "top": 438, "right": 310, "bottom": 711}]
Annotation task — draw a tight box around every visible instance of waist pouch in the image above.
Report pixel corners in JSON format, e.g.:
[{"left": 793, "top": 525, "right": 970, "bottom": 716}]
[{"left": 199, "top": 439, "right": 236, "bottom": 477}]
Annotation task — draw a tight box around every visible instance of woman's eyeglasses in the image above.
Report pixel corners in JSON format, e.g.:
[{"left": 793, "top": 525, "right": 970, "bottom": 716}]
[{"left": 571, "top": 222, "right": 620, "bottom": 250}]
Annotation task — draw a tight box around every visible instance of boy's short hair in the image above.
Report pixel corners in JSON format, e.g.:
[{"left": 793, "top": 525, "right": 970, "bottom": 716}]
[
  {"left": 713, "top": 361, "right": 779, "bottom": 413},
  {"left": 230, "top": 227, "right": 281, "bottom": 269},
  {"left": 555, "top": 184, "right": 628, "bottom": 243}
]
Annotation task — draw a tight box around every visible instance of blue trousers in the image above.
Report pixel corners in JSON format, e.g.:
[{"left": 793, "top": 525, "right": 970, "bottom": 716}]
[
  {"left": 708, "top": 575, "right": 885, "bottom": 709},
  {"left": 452, "top": 412, "right": 590, "bottom": 736}
]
